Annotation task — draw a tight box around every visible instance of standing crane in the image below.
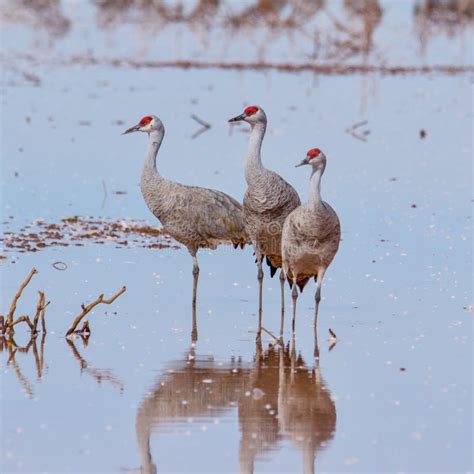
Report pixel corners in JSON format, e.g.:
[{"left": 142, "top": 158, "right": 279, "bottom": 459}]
[
  {"left": 124, "top": 115, "right": 248, "bottom": 339},
  {"left": 229, "top": 106, "right": 301, "bottom": 341},
  {"left": 281, "top": 148, "right": 341, "bottom": 355}
]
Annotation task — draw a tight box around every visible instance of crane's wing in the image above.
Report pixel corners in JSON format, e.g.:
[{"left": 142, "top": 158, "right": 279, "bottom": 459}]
[
  {"left": 171, "top": 185, "right": 248, "bottom": 245},
  {"left": 244, "top": 171, "right": 300, "bottom": 218}
]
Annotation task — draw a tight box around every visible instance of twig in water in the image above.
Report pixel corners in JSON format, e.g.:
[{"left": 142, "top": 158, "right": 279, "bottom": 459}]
[
  {"left": 191, "top": 114, "right": 211, "bottom": 139},
  {"left": 65, "top": 286, "right": 126, "bottom": 337},
  {"left": 328, "top": 328, "right": 338, "bottom": 352},
  {"left": 261, "top": 326, "right": 283, "bottom": 346},
  {"left": 345, "top": 120, "right": 369, "bottom": 142},
  {"left": 6, "top": 268, "right": 37, "bottom": 331},
  {"left": 9, "top": 315, "right": 34, "bottom": 331},
  {"left": 101, "top": 179, "right": 108, "bottom": 209}
]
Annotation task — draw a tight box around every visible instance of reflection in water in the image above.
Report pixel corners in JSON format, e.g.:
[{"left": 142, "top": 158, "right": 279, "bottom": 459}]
[
  {"left": 66, "top": 337, "right": 124, "bottom": 393},
  {"left": 414, "top": 0, "right": 474, "bottom": 52},
  {"left": 1, "top": 0, "right": 70, "bottom": 37},
  {"left": 0, "top": 333, "right": 46, "bottom": 398},
  {"left": 136, "top": 341, "right": 336, "bottom": 473},
  {"left": 3, "top": 0, "right": 472, "bottom": 66}
]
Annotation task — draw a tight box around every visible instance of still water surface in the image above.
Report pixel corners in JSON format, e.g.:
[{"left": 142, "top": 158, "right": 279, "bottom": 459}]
[{"left": 1, "top": 1, "right": 472, "bottom": 472}]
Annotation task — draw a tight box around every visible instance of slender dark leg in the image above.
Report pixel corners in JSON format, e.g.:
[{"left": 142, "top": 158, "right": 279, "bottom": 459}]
[
  {"left": 314, "top": 269, "right": 325, "bottom": 359},
  {"left": 279, "top": 270, "right": 286, "bottom": 340},
  {"left": 191, "top": 251, "right": 199, "bottom": 342},
  {"left": 291, "top": 276, "right": 298, "bottom": 336},
  {"left": 256, "top": 256, "right": 264, "bottom": 342}
]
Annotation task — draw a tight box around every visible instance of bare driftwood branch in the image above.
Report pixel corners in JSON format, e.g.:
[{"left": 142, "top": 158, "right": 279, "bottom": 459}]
[
  {"left": 6, "top": 268, "right": 38, "bottom": 331},
  {"left": 32, "top": 292, "right": 50, "bottom": 333},
  {"left": 65, "top": 286, "right": 126, "bottom": 337},
  {"left": 40, "top": 297, "right": 48, "bottom": 333},
  {"left": 10, "top": 315, "right": 34, "bottom": 331}
]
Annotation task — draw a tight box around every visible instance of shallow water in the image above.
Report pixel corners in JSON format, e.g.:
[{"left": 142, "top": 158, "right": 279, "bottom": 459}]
[{"left": 1, "top": 1, "right": 473, "bottom": 473}]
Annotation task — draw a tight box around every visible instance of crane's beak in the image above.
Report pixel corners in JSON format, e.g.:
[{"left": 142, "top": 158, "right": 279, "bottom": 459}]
[
  {"left": 295, "top": 157, "right": 310, "bottom": 168},
  {"left": 122, "top": 124, "right": 140, "bottom": 135},
  {"left": 228, "top": 113, "right": 246, "bottom": 123}
]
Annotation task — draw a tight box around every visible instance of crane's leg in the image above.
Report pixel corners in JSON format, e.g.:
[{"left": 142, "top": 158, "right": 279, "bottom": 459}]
[
  {"left": 291, "top": 275, "right": 298, "bottom": 336},
  {"left": 313, "top": 268, "right": 326, "bottom": 359},
  {"left": 279, "top": 270, "right": 286, "bottom": 341},
  {"left": 190, "top": 249, "right": 199, "bottom": 342},
  {"left": 256, "top": 255, "right": 264, "bottom": 342}
]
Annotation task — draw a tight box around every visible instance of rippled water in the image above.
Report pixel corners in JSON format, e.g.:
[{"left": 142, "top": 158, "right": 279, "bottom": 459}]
[{"left": 1, "top": 1, "right": 473, "bottom": 473}]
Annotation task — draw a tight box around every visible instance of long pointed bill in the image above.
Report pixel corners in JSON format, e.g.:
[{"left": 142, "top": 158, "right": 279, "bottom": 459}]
[
  {"left": 228, "top": 113, "right": 246, "bottom": 123},
  {"left": 122, "top": 124, "right": 140, "bottom": 135},
  {"left": 295, "top": 157, "right": 310, "bottom": 167}
]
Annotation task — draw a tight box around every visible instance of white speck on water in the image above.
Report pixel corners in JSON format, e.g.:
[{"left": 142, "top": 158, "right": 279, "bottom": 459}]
[
  {"left": 181, "top": 400, "right": 188, "bottom": 405},
  {"left": 411, "top": 431, "right": 422, "bottom": 441},
  {"left": 264, "top": 404, "right": 271, "bottom": 410},
  {"left": 345, "top": 457, "right": 359, "bottom": 465},
  {"left": 202, "top": 379, "right": 213, "bottom": 384}
]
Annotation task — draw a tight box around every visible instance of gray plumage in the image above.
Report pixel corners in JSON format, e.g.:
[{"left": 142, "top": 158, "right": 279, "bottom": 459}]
[
  {"left": 124, "top": 115, "right": 248, "bottom": 323},
  {"left": 282, "top": 148, "right": 340, "bottom": 340},
  {"left": 229, "top": 105, "right": 300, "bottom": 340}
]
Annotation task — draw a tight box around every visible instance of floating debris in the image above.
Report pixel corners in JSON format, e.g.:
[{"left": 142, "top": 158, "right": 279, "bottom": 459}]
[{"left": 1, "top": 216, "right": 179, "bottom": 253}]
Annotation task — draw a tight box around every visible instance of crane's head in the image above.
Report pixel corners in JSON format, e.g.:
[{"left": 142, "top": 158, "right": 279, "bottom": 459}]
[
  {"left": 228, "top": 105, "right": 266, "bottom": 125},
  {"left": 296, "top": 148, "right": 327, "bottom": 171},
  {"left": 123, "top": 115, "right": 163, "bottom": 135}
]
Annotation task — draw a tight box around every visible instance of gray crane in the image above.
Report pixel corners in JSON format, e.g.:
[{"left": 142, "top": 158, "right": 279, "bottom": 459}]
[
  {"left": 229, "top": 106, "right": 301, "bottom": 341},
  {"left": 282, "top": 148, "right": 341, "bottom": 354},
  {"left": 124, "top": 115, "right": 248, "bottom": 338}
]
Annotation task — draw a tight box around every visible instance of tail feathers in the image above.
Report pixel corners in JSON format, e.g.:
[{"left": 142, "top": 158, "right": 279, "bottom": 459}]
[
  {"left": 287, "top": 276, "right": 310, "bottom": 292},
  {"left": 297, "top": 278, "right": 310, "bottom": 293},
  {"left": 265, "top": 256, "right": 278, "bottom": 278}
]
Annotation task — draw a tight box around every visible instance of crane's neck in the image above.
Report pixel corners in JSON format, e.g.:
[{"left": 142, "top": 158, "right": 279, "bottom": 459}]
[
  {"left": 309, "top": 167, "right": 323, "bottom": 208},
  {"left": 244, "top": 121, "right": 266, "bottom": 183},
  {"left": 142, "top": 128, "right": 165, "bottom": 180}
]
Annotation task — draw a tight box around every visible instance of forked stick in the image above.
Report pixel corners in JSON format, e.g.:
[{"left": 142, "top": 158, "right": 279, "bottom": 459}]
[
  {"left": 65, "top": 286, "right": 126, "bottom": 337},
  {"left": 6, "top": 268, "right": 38, "bottom": 330}
]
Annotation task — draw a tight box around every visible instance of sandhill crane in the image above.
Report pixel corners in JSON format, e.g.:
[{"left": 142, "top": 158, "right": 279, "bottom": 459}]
[
  {"left": 229, "top": 106, "right": 301, "bottom": 341},
  {"left": 124, "top": 115, "right": 248, "bottom": 339},
  {"left": 282, "top": 148, "right": 341, "bottom": 353}
]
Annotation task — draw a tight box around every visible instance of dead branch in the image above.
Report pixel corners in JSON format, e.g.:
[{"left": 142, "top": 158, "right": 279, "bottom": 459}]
[
  {"left": 10, "top": 315, "right": 34, "bottom": 331},
  {"left": 191, "top": 114, "right": 211, "bottom": 140},
  {"left": 65, "top": 286, "right": 126, "bottom": 337},
  {"left": 345, "top": 119, "right": 369, "bottom": 142},
  {"left": 32, "top": 292, "right": 44, "bottom": 332},
  {"left": 6, "top": 268, "right": 37, "bottom": 331},
  {"left": 191, "top": 114, "right": 211, "bottom": 129},
  {"left": 40, "top": 297, "right": 47, "bottom": 333}
]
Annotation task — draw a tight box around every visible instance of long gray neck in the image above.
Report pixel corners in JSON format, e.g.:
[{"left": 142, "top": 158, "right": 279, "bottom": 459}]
[
  {"left": 142, "top": 128, "right": 165, "bottom": 180},
  {"left": 309, "top": 167, "right": 323, "bottom": 208},
  {"left": 244, "top": 121, "right": 266, "bottom": 183}
]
